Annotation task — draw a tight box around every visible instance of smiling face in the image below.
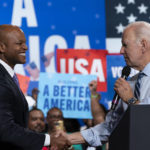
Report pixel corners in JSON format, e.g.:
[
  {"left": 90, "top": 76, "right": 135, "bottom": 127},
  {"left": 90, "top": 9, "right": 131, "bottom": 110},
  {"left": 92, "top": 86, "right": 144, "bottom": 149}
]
[
  {"left": 28, "top": 110, "right": 45, "bottom": 133},
  {"left": 0, "top": 25, "right": 28, "bottom": 68}
]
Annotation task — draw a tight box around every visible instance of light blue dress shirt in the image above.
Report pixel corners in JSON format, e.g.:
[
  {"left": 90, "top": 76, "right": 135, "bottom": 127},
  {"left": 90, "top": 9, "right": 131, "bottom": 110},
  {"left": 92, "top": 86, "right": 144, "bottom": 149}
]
[{"left": 81, "top": 63, "right": 150, "bottom": 146}]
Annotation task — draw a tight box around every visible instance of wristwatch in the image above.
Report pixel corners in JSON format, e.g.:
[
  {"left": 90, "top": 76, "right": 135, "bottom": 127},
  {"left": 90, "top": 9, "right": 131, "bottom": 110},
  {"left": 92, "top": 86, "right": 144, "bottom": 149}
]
[{"left": 128, "top": 97, "right": 138, "bottom": 104}]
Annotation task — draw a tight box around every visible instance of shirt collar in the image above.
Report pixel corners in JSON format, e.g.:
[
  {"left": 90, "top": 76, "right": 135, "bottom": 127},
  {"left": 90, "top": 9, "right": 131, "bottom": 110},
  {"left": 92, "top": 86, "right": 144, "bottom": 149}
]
[
  {"left": 142, "top": 62, "right": 150, "bottom": 77},
  {"left": 0, "top": 59, "right": 14, "bottom": 77}
]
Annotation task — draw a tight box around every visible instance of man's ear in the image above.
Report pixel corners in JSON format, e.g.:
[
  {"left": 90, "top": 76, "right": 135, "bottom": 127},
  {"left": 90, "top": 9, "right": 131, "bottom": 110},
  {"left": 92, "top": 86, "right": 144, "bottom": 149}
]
[
  {"left": 140, "top": 39, "right": 147, "bottom": 53},
  {"left": 0, "top": 42, "right": 6, "bottom": 53}
]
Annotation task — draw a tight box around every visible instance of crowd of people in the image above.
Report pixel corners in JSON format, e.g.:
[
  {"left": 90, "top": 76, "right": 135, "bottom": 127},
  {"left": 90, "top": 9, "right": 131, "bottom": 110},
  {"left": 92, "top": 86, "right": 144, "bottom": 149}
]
[
  {"left": 27, "top": 79, "right": 107, "bottom": 150},
  {"left": 0, "top": 21, "right": 150, "bottom": 149}
]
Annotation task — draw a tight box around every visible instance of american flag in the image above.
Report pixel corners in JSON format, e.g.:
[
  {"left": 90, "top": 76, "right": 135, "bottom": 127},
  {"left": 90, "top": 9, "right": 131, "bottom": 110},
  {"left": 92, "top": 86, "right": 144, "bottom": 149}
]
[
  {"left": 25, "top": 62, "right": 40, "bottom": 81},
  {"left": 41, "top": 52, "right": 54, "bottom": 67},
  {"left": 106, "top": 0, "right": 150, "bottom": 53}
]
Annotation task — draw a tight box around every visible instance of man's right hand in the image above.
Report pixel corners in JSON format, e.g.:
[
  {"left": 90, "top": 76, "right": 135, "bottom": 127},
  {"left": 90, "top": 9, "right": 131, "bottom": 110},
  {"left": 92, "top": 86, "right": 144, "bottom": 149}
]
[{"left": 50, "top": 132, "right": 70, "bottom": 150}]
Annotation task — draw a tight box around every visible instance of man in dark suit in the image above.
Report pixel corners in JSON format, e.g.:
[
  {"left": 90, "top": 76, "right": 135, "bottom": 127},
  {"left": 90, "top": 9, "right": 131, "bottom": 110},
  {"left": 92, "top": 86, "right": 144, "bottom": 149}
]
[{"left": 0, "top": 24, "right": 69, "bottom": 150}]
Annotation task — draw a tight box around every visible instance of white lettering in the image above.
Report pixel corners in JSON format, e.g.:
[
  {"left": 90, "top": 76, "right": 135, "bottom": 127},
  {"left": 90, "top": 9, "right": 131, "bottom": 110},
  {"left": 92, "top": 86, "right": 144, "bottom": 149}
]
[
  {"left": 74, "top": 36, "right": 90, "bottom": 49},
  {"left": 90, "top": 59, "right": 105, "bottom": 82},
  {"left": 111, "top": 67, "right": 123, "bottom": 78},
  {"left": 29, "top": 36, "right": 40, "bottom": 69},
  {"left": 60, "top": 59, "right": 66, "bottom": 73},
  {"left": 44, "top": 35, "right": 68, "bottom": 73},
  {"left": 75, "top": 59, "right": 88, "bottom": 74},
  {"left": 69, "top": 59, "right": 74, "bottom": 73},
  {"left": 11, "top": 0, "right": 38, "bottom": 27}
]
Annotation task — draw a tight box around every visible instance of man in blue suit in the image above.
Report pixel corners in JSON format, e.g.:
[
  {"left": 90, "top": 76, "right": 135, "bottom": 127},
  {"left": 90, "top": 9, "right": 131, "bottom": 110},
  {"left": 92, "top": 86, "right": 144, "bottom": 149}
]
[{"left": 0, "top": 24, "right": 68, "bottom": 150}]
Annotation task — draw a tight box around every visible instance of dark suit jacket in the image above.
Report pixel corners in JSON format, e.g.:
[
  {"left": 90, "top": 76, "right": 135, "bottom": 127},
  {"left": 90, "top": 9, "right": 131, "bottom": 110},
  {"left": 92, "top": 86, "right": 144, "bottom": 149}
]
[{"left": 0, "top": 64, "right": 45, "bottom": 150}]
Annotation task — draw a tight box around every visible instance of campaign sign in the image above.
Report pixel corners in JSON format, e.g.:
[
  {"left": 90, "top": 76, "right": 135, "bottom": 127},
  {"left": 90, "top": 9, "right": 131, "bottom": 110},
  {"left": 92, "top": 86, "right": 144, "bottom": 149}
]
[
  {"left": 105, "top": 54, "right": 138, "bottom": 108},
  {"left": 37, "top": 73, "right": 97, "bottom": 118},
  {"left": 106, "top": 55, "right": 126, "bottom": 103},
  {"left": 17, "top": 74, "right": 30, "bottom": 94},
  {"left": 56, "top": 49, "right": 108, "bottom": 92}
]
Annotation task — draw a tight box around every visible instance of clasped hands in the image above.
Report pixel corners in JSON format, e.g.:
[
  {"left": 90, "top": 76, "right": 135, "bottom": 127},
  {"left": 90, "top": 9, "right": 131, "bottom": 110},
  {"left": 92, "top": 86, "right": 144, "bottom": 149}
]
[{"left": 50, "top": 130, "right": 72, "bottom": 150}]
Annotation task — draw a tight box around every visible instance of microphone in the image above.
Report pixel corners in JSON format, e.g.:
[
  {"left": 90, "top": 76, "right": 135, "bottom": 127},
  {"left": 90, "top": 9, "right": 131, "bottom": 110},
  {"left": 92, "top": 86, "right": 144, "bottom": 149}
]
[{"left": 111, "top": 66, "right": 131, "bottom": 110}]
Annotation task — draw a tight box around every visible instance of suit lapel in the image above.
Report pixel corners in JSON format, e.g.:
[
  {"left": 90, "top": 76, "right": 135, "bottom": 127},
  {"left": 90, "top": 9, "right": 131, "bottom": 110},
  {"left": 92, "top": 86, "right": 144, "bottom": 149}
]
[{"left": 0, "top": 64, "right": 29, "bottom": 125}]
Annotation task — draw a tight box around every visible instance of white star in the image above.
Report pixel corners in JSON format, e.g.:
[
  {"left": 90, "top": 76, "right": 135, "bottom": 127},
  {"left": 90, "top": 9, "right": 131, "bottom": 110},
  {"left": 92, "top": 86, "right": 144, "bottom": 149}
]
[
  {"left": 127, "top": 14, "right": 137, "bottom": 23},
  {"left": 48, "top": 2, "right": 52, "bottom": 6},
  {"left": 128, "top": 0, "right": 135, "bottom": 4},
  {"left": 116, "top": 23, "right": 125, "bottom": 34},
  {"left": 72, "top": 7, "right": 76, "bottom": 11},
  {"left": 51, "top": 25, "right": 55, "bottom": 30},
  {"left": 115, "top": 3, "right": 125, "bottom": 14},
  {"left": 95, "top": 40, "right": 100, "bottom": 44},
  {"left": 138, "top": 3, "right": 148, "bottom": 14},
  {"left": 3, "top": 2, "right": 7, "bottom": 7},
  {"left": 72, "top": 30, "right": 77, "bottom": 35},
  {"left": 95, "top": 14, "right": 100, "bottom": 19}
]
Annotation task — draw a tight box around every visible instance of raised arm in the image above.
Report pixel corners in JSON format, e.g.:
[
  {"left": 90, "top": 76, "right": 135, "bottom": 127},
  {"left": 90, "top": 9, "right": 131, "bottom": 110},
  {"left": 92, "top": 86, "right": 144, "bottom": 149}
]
[{"left": 89, "top": 80, "right": 105, "bottom": 124}]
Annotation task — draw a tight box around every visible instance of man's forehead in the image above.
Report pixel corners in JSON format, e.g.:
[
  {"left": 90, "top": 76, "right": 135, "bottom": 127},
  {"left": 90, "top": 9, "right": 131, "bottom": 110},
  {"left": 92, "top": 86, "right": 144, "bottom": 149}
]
[{"left": 30, "top": 110, "right": 43, "bottom": 115}]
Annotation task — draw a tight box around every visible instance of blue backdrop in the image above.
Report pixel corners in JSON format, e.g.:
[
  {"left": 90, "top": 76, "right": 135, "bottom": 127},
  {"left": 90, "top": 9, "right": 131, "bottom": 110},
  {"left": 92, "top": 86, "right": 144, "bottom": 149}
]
[{"left": 0, "top": 0, "right": 131, "bottom": 110}]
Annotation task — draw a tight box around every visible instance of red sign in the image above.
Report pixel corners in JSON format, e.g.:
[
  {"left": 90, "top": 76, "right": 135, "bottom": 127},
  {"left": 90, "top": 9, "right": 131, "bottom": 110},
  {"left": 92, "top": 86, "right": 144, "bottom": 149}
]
[
  {"left": 17, "top": 74, "right": 30, "bottom": 94},
  {"left": 56, "top": 49, "right": 108, "bottom": 92}
]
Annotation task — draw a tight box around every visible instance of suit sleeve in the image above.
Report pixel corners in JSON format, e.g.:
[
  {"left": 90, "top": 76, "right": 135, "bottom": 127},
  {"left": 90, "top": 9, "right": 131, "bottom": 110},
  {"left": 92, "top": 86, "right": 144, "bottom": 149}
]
[{"left": 0, "top": 84, "right": 45, "bottom": 150}]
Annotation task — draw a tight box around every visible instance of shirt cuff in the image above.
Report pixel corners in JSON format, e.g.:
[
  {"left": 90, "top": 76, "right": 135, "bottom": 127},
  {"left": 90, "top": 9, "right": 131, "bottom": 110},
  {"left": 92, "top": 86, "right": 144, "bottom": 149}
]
[
  {"left": 44, "top": 134, "right": 50, "bottom": 146},
  {"left": 81, "top": 128, "right": 102, "bottom": 147}
]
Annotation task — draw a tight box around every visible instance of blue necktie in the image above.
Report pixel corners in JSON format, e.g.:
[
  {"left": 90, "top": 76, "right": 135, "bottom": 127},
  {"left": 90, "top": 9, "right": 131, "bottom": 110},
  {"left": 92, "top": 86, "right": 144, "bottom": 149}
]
[
  {"left": 13, "top": 73, "right": 20, "bottom": 88},
  {"left": 13, "top": 74, "right": 25, "bottom": 98},
  {"left": 134, "top": 72, "right": 145, "bottom": 99}
]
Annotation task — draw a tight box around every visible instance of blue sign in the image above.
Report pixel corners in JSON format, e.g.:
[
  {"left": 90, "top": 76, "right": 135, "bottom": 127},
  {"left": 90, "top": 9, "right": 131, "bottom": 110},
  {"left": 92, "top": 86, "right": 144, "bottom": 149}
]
[{"left": 37, "top": 73, "right": 97, "bottom": 118}]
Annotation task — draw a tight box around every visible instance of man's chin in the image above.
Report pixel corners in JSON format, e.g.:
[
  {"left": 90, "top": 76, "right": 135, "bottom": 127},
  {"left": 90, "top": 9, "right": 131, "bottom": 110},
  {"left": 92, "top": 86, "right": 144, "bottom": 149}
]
[{"left": 17, "top": 60, "right": 26, "bottom": 65}]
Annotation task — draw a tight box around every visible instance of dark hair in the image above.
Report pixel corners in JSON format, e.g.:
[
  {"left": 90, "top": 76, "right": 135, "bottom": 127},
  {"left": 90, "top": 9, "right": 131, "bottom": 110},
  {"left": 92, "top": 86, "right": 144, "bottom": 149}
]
[{"left": 29, "top": 108, "right": 43, "bottom": 113}]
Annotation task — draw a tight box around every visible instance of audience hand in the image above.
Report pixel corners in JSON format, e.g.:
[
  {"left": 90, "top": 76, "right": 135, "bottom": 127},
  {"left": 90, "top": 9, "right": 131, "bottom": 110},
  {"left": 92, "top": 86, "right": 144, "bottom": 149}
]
[
  {"left": 89, "top": 80, "right": 97, "bottom": 94},
  {"left": 89, "top": 80, "right": 101, "bottom": 99}
]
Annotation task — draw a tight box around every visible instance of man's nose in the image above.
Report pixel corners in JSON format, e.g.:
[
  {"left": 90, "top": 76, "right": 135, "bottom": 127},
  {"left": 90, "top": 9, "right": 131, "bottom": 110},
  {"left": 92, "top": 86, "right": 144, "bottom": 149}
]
[
  {"left": 36, "top": 119, "right": 42, "bottom": 124},
  {"left": 23, "top": 43, "right": 28, "bottom": 51},
  {"left": 120, "top": 46, "right": 124, "bottom": 54}
]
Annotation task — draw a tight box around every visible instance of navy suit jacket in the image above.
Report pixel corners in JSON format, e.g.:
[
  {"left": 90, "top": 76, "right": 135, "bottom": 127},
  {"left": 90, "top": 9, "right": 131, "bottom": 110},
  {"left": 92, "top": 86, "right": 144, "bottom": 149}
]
[{"left": 0, "top": 64, "right": 45, "bottom": 150}]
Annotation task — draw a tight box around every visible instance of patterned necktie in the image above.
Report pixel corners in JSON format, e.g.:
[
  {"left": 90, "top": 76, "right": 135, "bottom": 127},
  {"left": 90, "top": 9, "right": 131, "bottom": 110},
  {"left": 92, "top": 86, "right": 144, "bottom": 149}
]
[
  {"left": 13, "top": 73, "right": 20, "bottom": 88},
  {"left": 134, "top": 72, "right": 145, "bottom": 99},
  {"left": 13, "top": 74, "right": 25, "bottom": 98}
]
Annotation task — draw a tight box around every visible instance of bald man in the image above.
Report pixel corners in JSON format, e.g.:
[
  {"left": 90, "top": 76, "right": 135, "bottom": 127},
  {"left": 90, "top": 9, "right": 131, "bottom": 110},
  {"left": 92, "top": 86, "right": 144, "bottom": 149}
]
[
  {"left": 56, "top": 21, "right": 150, "bottom": 146},
  {"left": 0, "top": 24, "right": 68, "bottom": 150}
]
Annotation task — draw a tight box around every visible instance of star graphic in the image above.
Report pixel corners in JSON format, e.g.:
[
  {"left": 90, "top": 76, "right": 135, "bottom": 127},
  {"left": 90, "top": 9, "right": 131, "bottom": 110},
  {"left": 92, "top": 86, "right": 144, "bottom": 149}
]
[
  {"left": 116, "top": 23, "right": 125, "bottom": 34},
  {"left": 138, "top": 3, "right": 148, "bottom": 14},
  {"left": 95, "top": 40, "right": 100, "bottom": 44},
  {"left": 72, "top": 30, "right": 77, "bottom": 35},
  {"left": 47, "top": 2, "right": 52, "bottom": 6},
  {"left": 95, "top": 14, "right": 100, "bottom": 19},
  {"left": 127, "top": 0, "right": 135, "bottom": 4},
  {"left": 51, "top": 25, "right": 55, "bottom": 30},
  {"left": 115, "top": 3, "right": 125, "bottom": 14},
  {"left": 72, "top": 7, "right": 76, "bottom": 11},
  {"left": 3, "top": 2, "right": 7, "bottom": 7},
  {"left": 127, "top": 14, "right": 137, "bottom": 23}
]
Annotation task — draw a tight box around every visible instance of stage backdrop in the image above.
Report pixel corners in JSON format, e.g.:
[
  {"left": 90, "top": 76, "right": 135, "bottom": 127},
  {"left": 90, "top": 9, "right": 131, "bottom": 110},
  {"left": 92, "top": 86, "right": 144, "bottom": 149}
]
[{"left": 0, "top": 0, "right": 143, "bottom": 112}]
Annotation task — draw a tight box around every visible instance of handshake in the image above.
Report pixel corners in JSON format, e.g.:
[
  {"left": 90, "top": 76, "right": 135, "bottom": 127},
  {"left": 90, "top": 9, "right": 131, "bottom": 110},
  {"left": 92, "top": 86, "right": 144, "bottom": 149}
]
[
  {"left": 48, "top": 120, "right": 73, "bottom": 150},
  {"left": 50, "top": 130, "right": 72, "bottom": 150}
]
